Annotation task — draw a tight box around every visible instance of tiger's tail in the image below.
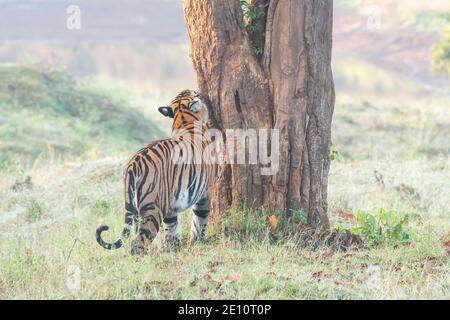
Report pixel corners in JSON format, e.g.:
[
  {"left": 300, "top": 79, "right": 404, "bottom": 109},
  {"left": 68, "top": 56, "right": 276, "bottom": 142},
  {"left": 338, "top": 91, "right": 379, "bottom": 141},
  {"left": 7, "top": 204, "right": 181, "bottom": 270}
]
[{"left": 96, "top": 207, "right": 135, "bottom": 250}]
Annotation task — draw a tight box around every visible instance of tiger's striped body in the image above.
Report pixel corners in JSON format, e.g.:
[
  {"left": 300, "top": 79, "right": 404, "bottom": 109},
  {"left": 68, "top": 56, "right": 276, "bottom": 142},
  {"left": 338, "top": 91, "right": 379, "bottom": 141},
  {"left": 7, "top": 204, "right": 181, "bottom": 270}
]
[{"left": 96, "top": 90, "right": 215, "bottom": 254}]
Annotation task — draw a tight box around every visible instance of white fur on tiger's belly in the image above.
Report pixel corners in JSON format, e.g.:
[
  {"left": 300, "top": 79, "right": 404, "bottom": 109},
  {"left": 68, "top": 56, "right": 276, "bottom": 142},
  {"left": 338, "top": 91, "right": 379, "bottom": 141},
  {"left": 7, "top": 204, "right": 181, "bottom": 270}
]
[{"left": 171, "top": 189, "right": 193, "bottom": 213}]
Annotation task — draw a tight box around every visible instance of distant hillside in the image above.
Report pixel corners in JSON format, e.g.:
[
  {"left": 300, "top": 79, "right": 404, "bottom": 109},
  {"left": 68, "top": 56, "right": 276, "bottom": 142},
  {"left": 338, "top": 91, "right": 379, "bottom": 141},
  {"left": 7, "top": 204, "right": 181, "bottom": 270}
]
[
  {"left": 0, "top": 64, "right": 164, "bottom": 171},
  {"left": 1, "top": 0, "right": 448, "bottom": 97},
  {"left": 333, "top": 0, "right": 450, "bottom": 93},
  {"left": 0, "top": 0, "right": 185, "bottom": 46}
]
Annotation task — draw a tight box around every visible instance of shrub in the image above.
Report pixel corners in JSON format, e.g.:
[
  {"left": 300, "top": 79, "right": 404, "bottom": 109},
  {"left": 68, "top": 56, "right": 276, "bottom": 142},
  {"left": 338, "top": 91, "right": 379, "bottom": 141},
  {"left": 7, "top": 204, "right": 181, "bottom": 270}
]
[
  {"left": 350, "top": 208, "right": 414, "bottom": 247},
  {"left": 90, "top": 199, "right": 113, "bottom": 217},
  {"left": 25, "top": 199, "right": 46, "bottom": 222},
  {"left": 221, "top": 205, "right": 271, "bottom": 240},
  {"left": 431, "top": 28, "right": 450, "bottom": 75},
  {"left": 240, "top": 0, "right": 267, "bottom": 56},
  {"left": 219, "top": 205, "right": 309, "bottom": 242}
]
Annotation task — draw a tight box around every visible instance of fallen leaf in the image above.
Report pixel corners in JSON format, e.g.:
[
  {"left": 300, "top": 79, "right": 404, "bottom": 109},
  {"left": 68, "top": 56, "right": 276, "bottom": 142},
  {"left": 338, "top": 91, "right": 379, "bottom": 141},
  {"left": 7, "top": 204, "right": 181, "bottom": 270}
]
[
  {"left": 202, "top": 274, "right": 212, "bottom": 281},
  {"left": 334, "top": 209, "right": 354, "bottom": 221},
  {"left": 224, "top": 273, "right": 242, "bottom": 284},
  {"left": 312, "top": 271, "right": 323, "bottom": 279},
  {"left": 322, "top": 249, "right": 334, "bottom": 259},
  {"left": 269, "top": 214, "right": 278, "bottom": 231},
  {"left": 213, "top": 273, "right": 242, "bottom": 284},
  {"left": 266, "top": 271, "right": 276, "bottom": 277}
]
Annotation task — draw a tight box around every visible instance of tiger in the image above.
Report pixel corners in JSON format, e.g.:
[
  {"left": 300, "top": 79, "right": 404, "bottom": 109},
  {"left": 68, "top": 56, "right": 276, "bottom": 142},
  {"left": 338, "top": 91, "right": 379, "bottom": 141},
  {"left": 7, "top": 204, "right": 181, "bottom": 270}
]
[{"left": 95, "top": 89, "right": 216, "bottom": 255}]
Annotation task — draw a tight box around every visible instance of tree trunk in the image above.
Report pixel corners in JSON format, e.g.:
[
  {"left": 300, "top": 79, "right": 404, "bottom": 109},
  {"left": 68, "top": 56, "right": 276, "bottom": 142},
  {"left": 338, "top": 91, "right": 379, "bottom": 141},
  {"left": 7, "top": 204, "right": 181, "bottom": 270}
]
[{"left": 183, "top": 0, "right": 334, "bottom": 230}]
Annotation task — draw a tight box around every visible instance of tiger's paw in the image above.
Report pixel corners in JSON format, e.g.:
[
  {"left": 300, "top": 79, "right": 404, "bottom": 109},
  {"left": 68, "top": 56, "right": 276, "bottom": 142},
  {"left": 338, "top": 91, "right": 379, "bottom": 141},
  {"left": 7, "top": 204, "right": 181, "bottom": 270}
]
[
  {"left": 163, "top": 234, "right": 181, "bottom": 251},
  {"left": 130, "top": 237, "right": 158, "bottom": 256},
  {"left": 190, "top": 226, "right": 208, "bottom": 244},
  {"left": 130, "top": 239, "right": 146, "bottom": 256},
  {"left": 189, "top": 233, "right": 207, "bottom": 245}
]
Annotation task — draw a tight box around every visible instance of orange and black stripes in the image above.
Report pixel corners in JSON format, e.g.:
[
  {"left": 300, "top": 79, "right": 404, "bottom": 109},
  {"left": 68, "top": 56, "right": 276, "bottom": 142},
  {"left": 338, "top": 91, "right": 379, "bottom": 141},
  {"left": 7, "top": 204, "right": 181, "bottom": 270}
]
[{"left": 96, "top": 90, "right": 214, "bottom": 254}]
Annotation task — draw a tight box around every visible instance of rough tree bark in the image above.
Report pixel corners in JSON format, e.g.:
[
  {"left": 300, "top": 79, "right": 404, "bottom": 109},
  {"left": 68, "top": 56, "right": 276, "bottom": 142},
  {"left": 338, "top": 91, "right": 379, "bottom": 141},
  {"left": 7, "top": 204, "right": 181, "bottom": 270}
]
[{"left": 183, "top": 0, "right": 334, "bottom": 230}]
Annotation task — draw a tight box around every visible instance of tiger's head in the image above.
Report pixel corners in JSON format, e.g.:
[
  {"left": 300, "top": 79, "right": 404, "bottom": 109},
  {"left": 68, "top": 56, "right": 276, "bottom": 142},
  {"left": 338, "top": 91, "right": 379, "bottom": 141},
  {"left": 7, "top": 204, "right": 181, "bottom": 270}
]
[{"left": 158, "top": 90, "right": 210, "bottom": 133}]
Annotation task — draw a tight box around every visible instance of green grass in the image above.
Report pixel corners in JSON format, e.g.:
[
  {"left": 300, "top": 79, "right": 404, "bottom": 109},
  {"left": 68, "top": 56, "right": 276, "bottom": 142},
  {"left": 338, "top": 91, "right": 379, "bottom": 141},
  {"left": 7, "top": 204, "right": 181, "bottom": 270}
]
[
  {"left": 431, "top": 28, "right": 450, "bottom": 75},
  {"left": 408, "top": 11, "right": 450, "bottom": 32},
  {"left": 0, "top": 177, "right": 448, "bottom": 299},
  {"left": 333, "top": 58, "right": 420, "bottom": 100},
  {"left": 0, "top": 153, "right": 448, "bottom": 299},
  {"left": 24, "top": 199, "right": 47, "bottom": 223},
  {"left": 0, "top": 64, "right": 164, "bottom": 173},
  {"left": 333, "top": 57, "right": 450, "bottom": 161},
  {"left": 0, "top": 61, "right": 449, "bottom": 299},
  {"left": 332, "top": 97, "right": 450, "bottom": 161},
  {"left": 334, "top": 0, "right": 357, "bottom": 12}
]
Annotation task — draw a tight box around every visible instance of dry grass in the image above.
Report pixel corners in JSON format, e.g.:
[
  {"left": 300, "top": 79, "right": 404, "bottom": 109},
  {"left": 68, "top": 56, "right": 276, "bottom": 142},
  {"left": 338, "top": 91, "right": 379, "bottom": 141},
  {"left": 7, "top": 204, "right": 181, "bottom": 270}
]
[{"left": 0, "top": 97, "right": 448, "bottom": 299}]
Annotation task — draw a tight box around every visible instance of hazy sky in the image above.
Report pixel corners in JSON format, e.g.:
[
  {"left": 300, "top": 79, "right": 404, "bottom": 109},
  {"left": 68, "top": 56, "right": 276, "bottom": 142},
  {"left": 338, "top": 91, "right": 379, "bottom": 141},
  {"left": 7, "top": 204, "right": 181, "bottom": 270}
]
[{"left": 0, "top": 0, "right": 187, "bottom": 47}]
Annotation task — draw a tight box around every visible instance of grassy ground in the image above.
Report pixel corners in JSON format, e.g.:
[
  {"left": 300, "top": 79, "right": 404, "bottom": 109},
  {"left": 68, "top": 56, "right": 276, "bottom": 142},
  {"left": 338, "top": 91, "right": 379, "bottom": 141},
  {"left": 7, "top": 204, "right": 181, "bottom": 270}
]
[
  {"left": 0, "top": 157, "right": 448, "bottom": 299},
  {"left": 0, "top": 62, "right": 449, "bottom": 299}
]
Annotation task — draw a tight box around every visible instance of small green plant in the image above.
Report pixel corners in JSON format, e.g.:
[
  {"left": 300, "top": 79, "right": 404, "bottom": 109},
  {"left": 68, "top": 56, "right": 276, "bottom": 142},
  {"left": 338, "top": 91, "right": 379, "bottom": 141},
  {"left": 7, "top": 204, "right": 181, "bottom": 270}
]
[
  {"left": 351, "top": 208, "right": 413, "bottom": 247},
  {"left": 289, "top": 208, "right": 308, "bottom": 225},
  {"left": 0, "top": 158, "right": 26, "bottom": 179},
  {"left": 219, "top": 205, "right": 311, "bottom": 242},
  {"left": 240, "top": 1, "right": 266, "bottom": 28},
  {"left": 330, "top": 149, "right": 339, "bottom": 161},
  {"left": 250, "top": 46, "right": 263, "bottom": 56},
  {"left": 240, "top": 0, "right": 267, "bottom": 56},
  {"left": 330, "top": 141, "right": 340, "bottom": 161},
  {"left": 90, "top": 199, "right": 112, "bottom": 217},
  {"left": 25, "top": 199, "right": 46, "bottom": 222},
  {"left": 221, "top": 205, "right": 270, "bottom": 240},
  {"left": 334, "top": 222, "right": 347, "bottom": 233}
]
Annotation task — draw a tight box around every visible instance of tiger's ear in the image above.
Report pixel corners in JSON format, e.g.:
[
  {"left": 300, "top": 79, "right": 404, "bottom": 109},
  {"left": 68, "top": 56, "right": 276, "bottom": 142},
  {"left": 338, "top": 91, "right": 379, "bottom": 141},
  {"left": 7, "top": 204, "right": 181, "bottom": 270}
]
[
  {"left": 188, "top": 100, "right": 201, "bottom": 112},
  {"left": 158, "top": 106, "right": 174, "bottom": 118}
]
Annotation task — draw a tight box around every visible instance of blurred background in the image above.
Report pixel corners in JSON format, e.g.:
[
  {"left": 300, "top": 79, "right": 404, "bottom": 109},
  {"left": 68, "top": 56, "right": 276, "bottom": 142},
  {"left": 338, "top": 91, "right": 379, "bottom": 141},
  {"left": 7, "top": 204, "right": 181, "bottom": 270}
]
[{"left": 0, "top": 0, "right": 449, "bottom": 166}]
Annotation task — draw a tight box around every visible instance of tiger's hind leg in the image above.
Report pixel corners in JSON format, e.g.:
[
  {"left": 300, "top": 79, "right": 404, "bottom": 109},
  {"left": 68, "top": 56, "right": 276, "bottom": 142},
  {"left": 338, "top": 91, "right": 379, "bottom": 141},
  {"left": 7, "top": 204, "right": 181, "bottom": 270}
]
[
  {"left": 190, "top": 194, "right": 210, "bottom": 243},
  {"left": 163, "top": 214, "right": 181, "bottom": 248},
  {"left": 130, "top": 206, "right": 161, "bottom": 255}
]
